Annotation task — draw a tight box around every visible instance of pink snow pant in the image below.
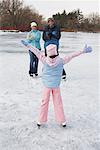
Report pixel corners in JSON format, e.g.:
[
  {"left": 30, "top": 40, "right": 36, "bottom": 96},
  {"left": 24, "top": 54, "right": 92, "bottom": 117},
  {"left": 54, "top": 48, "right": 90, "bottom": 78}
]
[{"left": 38, "top": 87, "right": 66, "bottom": 124}]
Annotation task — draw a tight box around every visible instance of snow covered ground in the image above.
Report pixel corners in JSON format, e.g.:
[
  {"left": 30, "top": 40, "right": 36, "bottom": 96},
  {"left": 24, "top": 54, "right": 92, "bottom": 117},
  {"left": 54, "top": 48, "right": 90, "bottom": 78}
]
[{"left": 0, "top": 31, "right": 100, "bottom": 150}]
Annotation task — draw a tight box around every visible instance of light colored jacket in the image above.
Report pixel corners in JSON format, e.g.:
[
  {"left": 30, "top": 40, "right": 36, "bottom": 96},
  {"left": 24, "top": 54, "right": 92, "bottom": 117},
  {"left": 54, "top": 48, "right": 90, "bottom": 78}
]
[
  {"left": 27, "top": 30, "right": 41, "bottom": 49},
  {"left": 26, "top": 45, "right": 83, "bottom": 88}
]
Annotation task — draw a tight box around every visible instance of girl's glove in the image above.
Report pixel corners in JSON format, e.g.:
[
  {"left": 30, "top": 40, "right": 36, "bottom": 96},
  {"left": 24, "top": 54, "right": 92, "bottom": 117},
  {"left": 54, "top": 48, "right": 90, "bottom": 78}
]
[
  {"left": 21, "top": 40, "right": 29, "bottom": 46},
  {"left": 83, "top": 44, "right": 92, "bottom": 53}
]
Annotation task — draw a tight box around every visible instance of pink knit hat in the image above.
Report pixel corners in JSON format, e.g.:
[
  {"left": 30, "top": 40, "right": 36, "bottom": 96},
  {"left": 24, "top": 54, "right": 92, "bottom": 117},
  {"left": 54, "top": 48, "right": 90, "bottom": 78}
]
[{"left": 46, "top": 44, "right": 57, "bottom": 56}]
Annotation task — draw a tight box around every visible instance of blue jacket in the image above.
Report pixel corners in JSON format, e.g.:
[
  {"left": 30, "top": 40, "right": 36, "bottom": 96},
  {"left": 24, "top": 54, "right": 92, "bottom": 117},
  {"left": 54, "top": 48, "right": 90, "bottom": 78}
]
[
  {"left": 42, "top": 58, "right": 64, "bottom": 88},
  {"left": 27, "top": 30, "right": 41, "bottom": 50},
  {"left": 42, "top": 24, "right": 61, "bottom": 49},
  {"left": 21, "top": 40, "right": 86, "bottom": 88}
]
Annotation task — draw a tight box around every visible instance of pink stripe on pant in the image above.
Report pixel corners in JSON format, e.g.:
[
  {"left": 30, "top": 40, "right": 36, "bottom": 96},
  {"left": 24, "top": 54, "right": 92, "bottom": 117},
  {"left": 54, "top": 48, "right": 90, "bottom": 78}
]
[{"left": 38, "top": 87, "right": 66, "bottom": 124}]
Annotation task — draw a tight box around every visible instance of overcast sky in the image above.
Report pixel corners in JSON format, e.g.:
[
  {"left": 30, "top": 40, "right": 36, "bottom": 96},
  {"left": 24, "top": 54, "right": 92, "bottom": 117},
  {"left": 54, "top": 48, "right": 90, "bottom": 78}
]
[{"left": 24, "top": 0, "right": 100, "bottom": 19}]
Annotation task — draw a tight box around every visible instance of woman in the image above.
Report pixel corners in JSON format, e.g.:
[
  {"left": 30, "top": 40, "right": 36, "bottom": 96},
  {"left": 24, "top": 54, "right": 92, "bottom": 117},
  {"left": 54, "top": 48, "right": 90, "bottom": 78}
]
[{"left": 27, "top": 22, "right": 41, "bottom": 77}]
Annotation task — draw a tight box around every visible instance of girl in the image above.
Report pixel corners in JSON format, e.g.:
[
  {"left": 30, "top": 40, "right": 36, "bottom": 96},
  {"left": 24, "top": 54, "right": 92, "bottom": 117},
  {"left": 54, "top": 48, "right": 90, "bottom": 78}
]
[{"left": 21, "top": 40, "right": 92, "bottom": 128}]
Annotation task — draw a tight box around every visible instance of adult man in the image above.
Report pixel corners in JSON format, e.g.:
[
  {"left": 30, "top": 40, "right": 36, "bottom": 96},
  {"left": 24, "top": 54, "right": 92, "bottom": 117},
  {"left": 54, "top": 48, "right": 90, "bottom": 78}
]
[{"left": 42, "top": 18, "right": 66, "bottom": 79}]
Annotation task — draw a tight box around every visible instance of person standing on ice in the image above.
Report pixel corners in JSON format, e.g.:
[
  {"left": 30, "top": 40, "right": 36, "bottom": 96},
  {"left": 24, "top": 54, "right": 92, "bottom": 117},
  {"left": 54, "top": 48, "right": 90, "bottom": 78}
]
[
  {"left": 42, "top": 18, "right": 67, "bottom": 80},
  {"left": 27, "top": 22, "right": 41, "bottom": 77},
  {"left": 21, "top": 40, "right": 92, "bottom": 128}
]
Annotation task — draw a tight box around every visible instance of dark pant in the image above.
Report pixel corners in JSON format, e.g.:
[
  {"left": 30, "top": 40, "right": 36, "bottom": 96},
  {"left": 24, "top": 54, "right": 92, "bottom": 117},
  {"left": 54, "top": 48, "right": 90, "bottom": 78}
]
[
  {"left": 29, "top": 50, "right": 39, "bottom": 74},
  {"left": 62, "top": 68, "right": 66, "bottom": 76}
]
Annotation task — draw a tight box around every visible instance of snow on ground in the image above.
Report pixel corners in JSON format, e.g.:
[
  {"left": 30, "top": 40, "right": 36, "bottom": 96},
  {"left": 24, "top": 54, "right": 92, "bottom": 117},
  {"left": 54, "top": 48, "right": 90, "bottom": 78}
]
[{"left": 0, "top": 32, "right": 100, "bottom": 150}]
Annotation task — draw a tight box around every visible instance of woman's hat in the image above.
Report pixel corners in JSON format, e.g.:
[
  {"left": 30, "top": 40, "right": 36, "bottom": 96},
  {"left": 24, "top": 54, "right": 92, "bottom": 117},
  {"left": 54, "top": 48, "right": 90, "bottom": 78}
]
[
  {"left": 31, "top": 22, "right": 37, "bottom": 27},
  {"left": 46, "top": 44, "right": 57, "bottom": 56}
]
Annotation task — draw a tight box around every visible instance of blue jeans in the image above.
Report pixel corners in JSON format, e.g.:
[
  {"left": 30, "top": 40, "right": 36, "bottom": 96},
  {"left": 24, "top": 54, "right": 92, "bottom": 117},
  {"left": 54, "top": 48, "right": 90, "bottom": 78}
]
[{"left": 29, "top": 50, "right": 39, "bottom": 74}]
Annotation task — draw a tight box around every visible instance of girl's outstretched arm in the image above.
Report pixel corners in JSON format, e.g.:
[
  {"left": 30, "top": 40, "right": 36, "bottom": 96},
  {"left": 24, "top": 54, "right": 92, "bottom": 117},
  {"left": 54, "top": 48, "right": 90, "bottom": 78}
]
[
  {"left": 21, "top": 40, "right": 46, "bottom": 63},
  {"left": 63, "top": 45, "right": 92, "bottom": 64},
  {"left": 63, "top": 51, "right": 83, "bottom": 64}
]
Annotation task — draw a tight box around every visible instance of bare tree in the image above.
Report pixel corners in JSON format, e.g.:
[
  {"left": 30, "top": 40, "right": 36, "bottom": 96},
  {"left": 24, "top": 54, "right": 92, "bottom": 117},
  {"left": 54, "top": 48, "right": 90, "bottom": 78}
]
[
  {"left": 0, "top": 0, "right": 23, "bottom": 28},
  {"left": 88, "top": 13, "right": 100, "bottom": 25},
  {"left": 0, "top": 0, "right": 44, "bottom": 31}
]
